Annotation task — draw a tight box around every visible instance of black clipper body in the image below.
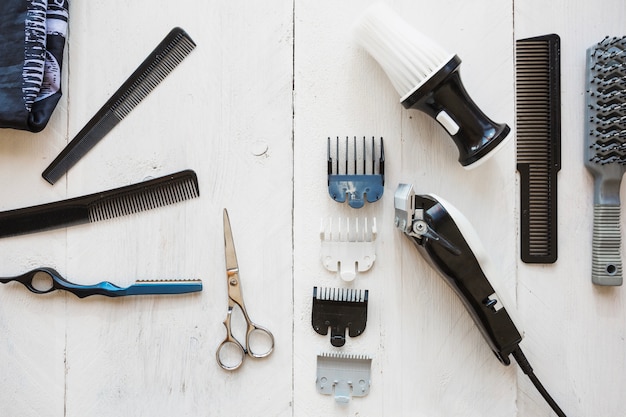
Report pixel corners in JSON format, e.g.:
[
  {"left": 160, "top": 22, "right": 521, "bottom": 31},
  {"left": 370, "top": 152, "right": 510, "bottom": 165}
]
[{"left": 394, "top": 184, "right": 521, "bottom": 364}]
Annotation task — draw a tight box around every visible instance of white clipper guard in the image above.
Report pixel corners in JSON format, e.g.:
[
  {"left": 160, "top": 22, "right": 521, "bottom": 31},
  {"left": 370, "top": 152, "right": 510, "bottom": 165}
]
[{"left": 320, "top": 217, "right": 377, "bottom": 282}]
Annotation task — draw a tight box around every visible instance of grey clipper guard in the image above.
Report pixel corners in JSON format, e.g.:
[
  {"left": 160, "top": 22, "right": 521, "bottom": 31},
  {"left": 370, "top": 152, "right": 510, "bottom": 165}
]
[
  {"left": 585, "top": 36, "right": 626, "bottom": 286},
  {"left": 0, "top": 0, "right": 69, "bottom": 132}
]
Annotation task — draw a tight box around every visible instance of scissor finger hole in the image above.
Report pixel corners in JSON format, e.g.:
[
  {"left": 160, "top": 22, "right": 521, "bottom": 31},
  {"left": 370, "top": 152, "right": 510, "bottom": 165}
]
[
  {"left": 31, "top": 271, "right": 54, "bottom": 292},
  {"left": 248, "top": 328, "right": 274, "bottom": 358},
  {"left": 217, "top": 341, "right": 244, "bottom": 370}
]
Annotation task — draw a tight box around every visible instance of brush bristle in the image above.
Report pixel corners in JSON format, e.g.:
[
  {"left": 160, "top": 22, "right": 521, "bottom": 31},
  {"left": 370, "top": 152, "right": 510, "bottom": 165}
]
[
  {"left": 587, "top": 36, "right": 626, "bottom": 165},
  {"left": 352, "top": 2, "right": 452, "bottom": 100}
]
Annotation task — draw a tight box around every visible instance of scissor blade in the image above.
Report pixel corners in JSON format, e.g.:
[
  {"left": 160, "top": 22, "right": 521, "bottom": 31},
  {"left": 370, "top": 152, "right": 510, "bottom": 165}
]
[{"left": 223, "top": 209, "right": 239, "bottom": 271}]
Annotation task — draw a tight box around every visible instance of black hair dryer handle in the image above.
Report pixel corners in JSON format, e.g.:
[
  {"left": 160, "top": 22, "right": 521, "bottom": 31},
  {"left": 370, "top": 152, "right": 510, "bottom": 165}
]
[{"left": 402, "top": 55, "right": 510, "bottom": 167}]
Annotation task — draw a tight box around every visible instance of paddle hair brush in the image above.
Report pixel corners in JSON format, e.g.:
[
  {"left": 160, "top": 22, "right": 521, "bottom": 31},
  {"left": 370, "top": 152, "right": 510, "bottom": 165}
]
[
  {"left": 585, "top": 36, "right": 626, "bottom": 286},
  {"left": 352, "top": 3, "right": 510, "bottom": 168}
]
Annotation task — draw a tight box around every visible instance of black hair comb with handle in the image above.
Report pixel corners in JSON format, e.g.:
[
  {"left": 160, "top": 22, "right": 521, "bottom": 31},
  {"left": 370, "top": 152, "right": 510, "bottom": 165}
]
[
  {"left": 515, "top": 34, "right": 561, "bottom": 263},
  {"left": 0, "top": 170, "right": 199, "bottom": 239}
]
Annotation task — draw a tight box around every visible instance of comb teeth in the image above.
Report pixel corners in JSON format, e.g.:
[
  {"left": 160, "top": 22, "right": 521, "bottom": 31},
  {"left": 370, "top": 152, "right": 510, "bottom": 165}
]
[
  {"left": 88, "top": 171, "right": 199, "bottom": 222},
  {"left": 112, "top": 30, "right": 196, "bottom": 119},
  {"left": 515, "top": 34, "right": 561, "bottom": 263},
  {"left": 587, "top": 36, "right": 626, "bottom": 165},
  {"left": 320, "top": 217, "right": 378, "bottom": 242},
  {"left": 42, "top": 27, "right": 196, "bottom": 185},
  {"left": 327, "top": 136, "right": 385, "bottom": 209},
  {"left": 327, "top": 136, "right": 384, "bottom": 176},
  {"left": 318, "top": 352, "right": 371, "bottom": 361},
  {"left": 314, "top": 287, "right": 368, "bottom": 303}
]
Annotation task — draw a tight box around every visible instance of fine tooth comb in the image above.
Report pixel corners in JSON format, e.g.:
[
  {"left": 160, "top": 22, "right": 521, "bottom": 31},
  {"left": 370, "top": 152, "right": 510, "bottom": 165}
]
[
  {"left": 585, "top": 36, "right": 626, "bottom": 286},
  {"left": 312, "top": 287, "right": 369, "bottom": 347},
  {"left": 327, "top": 136, "right": 384, "bottom": 208},
  {"left": 0, "top": 170, "right": 199, "bottom": 239},
  {"left": 515, "top": 34, "right": 561, "bottom": 264},
  {"left": 0, "top": 267, "right": 202, "bottom": 298},
  {"left": 42, "top": 27, "right": 196, "bottom": 185}
]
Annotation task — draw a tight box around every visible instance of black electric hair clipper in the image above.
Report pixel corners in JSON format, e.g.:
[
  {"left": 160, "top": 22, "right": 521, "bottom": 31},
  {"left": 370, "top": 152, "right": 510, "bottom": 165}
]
[{"left": 394, "top": 184, "right": 568, "bottom": 416}]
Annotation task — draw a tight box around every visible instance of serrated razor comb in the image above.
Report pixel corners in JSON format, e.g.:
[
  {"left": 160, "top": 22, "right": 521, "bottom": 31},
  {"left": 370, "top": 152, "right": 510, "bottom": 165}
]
[
  {"left": 585, "top": 36, "right": 626, "bottom": 286},
  {"left": 0, "top": 267, "right": 202, "bottom": 298}
]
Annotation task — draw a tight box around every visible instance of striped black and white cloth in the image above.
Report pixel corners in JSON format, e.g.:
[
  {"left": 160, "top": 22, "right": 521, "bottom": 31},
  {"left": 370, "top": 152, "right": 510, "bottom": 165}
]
[{"left": 0, "top": 0, "right": 69, "bottom": 132}]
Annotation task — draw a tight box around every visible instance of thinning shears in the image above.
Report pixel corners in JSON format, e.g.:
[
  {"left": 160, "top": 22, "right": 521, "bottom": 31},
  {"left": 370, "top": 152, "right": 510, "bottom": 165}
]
[
  {"left": 216, "top": 209, "right": 274, "bottom": 371},
  {"left": 0, "top": 267, "right": 202, "bottom": 297}
]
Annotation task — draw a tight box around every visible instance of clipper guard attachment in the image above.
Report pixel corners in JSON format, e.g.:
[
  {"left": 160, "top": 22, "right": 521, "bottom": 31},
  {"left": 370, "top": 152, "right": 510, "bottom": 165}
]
[
  {"left": 312, "top": 287, "right": 368, "bottom": 347},
  {"left": 320, "top": 217, "right": 377, "bottom": 282},
  {"left": 327, "top": 136, "right": 384, "bottom": 208},
  {"left": 316, "top": 352, "right": 372, "bottom": 403}
]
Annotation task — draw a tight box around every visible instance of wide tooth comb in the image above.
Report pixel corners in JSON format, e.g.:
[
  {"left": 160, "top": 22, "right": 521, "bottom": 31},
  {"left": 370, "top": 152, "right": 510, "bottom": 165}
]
[
  {"left": 585, "top": 36, "right": 626, "bottom": 285},
  {"left": 42, "top": 27, "right": 196, "bottom": 184}
]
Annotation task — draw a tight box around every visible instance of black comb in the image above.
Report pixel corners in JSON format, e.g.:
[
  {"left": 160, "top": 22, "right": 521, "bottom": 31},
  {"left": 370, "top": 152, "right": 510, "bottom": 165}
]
[
  {"left": 515, "top": 34, "right": 561, "bottom": 263},
  {"left": 0, "top": 170, "right": 199, "bottom": 238},
  {"left": 42, "top": 27, "right": 196, "bottom": 185},
  {"left": 312, "top": 286, "right": 368, "bottom": 347}
]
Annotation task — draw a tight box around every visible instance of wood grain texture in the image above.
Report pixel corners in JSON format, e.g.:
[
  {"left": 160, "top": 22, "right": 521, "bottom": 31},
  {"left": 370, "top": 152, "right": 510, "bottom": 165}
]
[{"left": 0, "top": 0, "right": 625, "bottom": 416}]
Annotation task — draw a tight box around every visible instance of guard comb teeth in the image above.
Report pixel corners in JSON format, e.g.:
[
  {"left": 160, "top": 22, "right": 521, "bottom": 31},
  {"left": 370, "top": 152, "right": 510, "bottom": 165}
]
[
  {"left": 320, "top": 217, "right": 377, "bottom": 282},
  {"left": 327, "top": 136, "right": 384, "bottom": 208}
]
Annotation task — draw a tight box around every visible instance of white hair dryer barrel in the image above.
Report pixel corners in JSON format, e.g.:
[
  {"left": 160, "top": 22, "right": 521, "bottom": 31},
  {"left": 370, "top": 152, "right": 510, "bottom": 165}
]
[{"left": 353, "top": 3, "right": 510, "bottom": 168}]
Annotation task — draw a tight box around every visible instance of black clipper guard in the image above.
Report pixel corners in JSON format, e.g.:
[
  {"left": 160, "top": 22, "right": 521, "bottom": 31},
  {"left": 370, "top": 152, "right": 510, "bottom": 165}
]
[
  {"left": 401, "top": 56, "right": 510, "bottom": 167},
  {"left": 312, "top": 287, "right": 368, "bottom": 347}
]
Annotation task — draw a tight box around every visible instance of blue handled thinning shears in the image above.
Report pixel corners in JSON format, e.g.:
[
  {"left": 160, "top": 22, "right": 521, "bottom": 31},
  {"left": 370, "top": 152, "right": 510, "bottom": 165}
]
[{"left": 0, "top": 267, "right": 202, "bottom": 298}]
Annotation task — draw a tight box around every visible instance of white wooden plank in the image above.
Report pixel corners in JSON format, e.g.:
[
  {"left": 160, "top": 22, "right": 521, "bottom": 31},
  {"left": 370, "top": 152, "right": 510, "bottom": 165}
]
[
  {"left": 0, "top": 9, "right": 70, "bottom": 414},
  {"left": 293, "top": 0, "right": 515, "bottom": 416},
  {"left": 515, "top": 1, "right": 626, "bottom": 416},
  {"left": 1, "top": 0, "right": 293, "bottom": 416},
  {"left": 2, "top": 0, "right": 625, "bottom": 416}
]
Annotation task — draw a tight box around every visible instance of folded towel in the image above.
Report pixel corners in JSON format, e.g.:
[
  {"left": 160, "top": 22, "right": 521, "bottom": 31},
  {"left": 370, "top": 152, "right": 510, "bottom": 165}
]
[{"left": 0, "top": 0, "right": 69, "bottom": 132}]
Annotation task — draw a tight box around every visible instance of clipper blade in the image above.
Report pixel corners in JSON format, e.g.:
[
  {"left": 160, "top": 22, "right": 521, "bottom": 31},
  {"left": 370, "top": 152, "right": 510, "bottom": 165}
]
[{"left": 316, "top": 352, "right": 372, "bottom": 403}]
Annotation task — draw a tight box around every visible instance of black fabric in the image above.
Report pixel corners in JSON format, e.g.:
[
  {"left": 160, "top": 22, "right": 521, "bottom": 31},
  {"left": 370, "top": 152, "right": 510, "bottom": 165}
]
[{"left": 0, "top": 0, "right": 68, "bottom": 132}]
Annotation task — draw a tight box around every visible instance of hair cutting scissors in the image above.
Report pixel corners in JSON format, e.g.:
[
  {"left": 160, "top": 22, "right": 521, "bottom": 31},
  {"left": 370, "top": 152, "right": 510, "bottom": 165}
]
[{"left": 216, "top": 209, "right": 274, "bottom": 370}]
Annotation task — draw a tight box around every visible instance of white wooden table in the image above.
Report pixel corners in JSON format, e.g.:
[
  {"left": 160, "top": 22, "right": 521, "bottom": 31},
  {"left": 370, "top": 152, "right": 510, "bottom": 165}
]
[{"left": 0, "top": 1, "right": 625, "bottom": 416}]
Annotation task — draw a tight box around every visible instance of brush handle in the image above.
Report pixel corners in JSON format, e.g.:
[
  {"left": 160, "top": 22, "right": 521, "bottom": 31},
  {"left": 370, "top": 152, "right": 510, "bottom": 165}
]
[{"left": 592, "top": 205, "right": 623, "bottom": 286}]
